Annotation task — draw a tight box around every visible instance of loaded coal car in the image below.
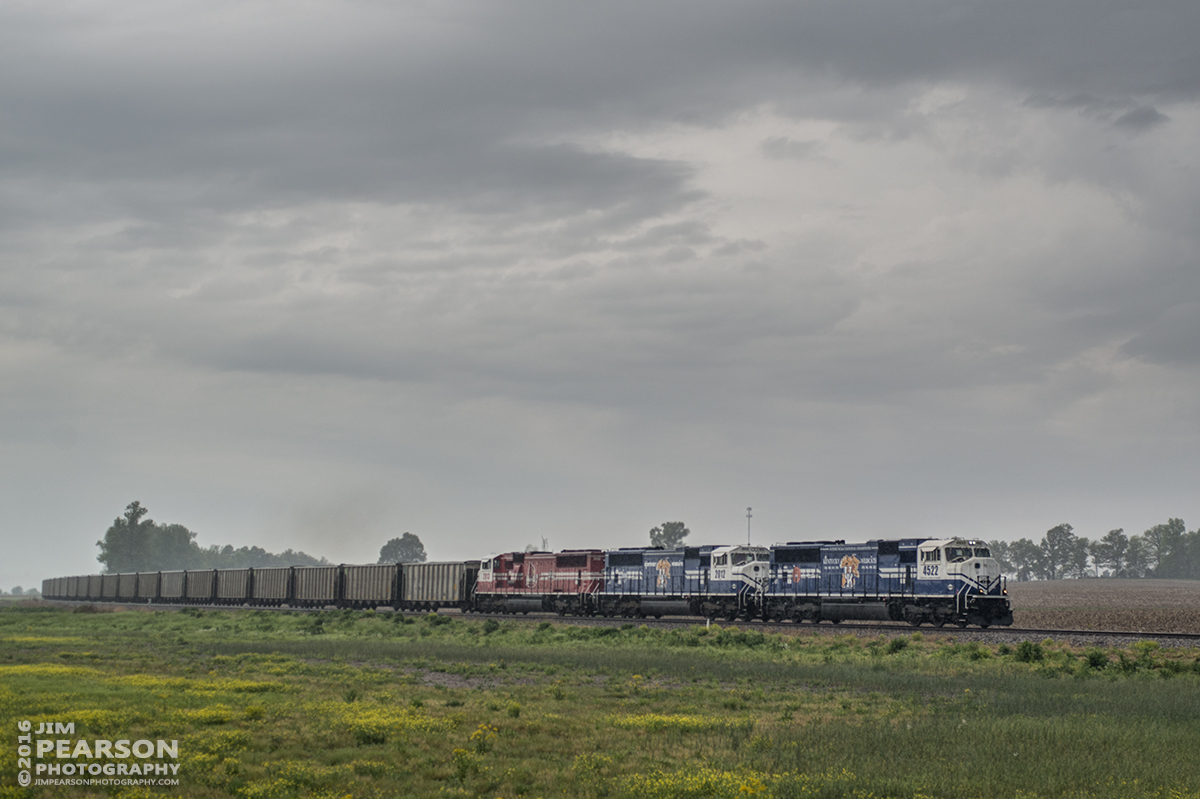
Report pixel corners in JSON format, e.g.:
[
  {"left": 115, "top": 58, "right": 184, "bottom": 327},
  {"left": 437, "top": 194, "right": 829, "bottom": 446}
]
[
  {"left": 251, "top": 567, "right": 291, "bottom": 606},
  {"left": 216, "top": 569, "right": 252, "bottom": 606},
  {"left": 136, "top": 572, "right": 159, "bottom": 603},
  {"left": 342, "top": 564, "right": 398, "bottom": 609},
  {"left": 762, "top": 538, "right": 1011, "bottom": 628},
  {"left": 400, "top": 561, "right": 481, "bottom": 612},
  {"left": 159, "top": 570, "right": 186, "bottom": 603},
  {"left": 185, "top": 569, "right": 217, "bottom": 604},
  {"left": 117, "top": 573, "right": 139, "bottom": 601},
  {"left": 292, "top": 566, "right": 340, "bottom": 608}
]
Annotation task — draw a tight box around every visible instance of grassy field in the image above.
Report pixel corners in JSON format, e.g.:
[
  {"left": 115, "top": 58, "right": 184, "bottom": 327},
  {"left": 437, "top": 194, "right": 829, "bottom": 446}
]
[
  {"left": 2, "top": 605, "right": 1200, "bottom": 799},
  {"left": 1010, "top": 579, "right": 1200, "bottom": 633}
]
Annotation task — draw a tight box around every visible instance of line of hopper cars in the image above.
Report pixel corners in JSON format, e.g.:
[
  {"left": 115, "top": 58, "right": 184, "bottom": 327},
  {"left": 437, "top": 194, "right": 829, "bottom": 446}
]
[{"left": 42, "top": 536, "right": 1013, "bottom": 628}]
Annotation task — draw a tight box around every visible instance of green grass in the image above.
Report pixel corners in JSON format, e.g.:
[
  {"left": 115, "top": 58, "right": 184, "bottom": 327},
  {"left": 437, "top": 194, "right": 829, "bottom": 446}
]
[{"left": 2, "top": 607, "right": 1200, "bottom": 798}]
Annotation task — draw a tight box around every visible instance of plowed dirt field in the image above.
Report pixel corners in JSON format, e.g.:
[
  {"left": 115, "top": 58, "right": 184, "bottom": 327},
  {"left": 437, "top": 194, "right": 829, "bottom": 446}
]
[{"left": 1009, "top": 579, "right": 1200, "bottom": 633}]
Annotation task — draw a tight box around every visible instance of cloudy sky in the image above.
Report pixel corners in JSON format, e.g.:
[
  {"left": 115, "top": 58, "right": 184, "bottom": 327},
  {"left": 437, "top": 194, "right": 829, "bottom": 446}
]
[{"left": 3, "top": 0, "right": 1198, "bottom": 587}]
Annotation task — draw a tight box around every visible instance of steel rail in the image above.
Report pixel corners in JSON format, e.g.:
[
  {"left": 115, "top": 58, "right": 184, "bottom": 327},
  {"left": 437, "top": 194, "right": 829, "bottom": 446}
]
[{"left": 43, "top": 598, "right": 1200, "bottom": 644}]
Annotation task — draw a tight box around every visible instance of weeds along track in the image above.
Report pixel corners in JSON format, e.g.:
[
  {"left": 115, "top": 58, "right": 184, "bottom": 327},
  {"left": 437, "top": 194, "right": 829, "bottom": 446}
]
[
  {"left": 7, "top": 602, "right": 1200, "bottom": 799},
  {"left": 47, "top": 598, "right": 1200, "bottom": 648}
]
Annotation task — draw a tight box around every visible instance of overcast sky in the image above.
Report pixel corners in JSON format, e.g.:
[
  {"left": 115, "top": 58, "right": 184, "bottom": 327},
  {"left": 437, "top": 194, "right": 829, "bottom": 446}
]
[{"left": 3, "top": 0, "right": 1198, "bottom": 588}]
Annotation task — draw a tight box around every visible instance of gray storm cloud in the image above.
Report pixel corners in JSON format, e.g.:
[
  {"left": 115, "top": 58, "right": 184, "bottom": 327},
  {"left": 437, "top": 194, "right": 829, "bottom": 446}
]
[{"left": 1, "top": 0, "right": 1198, "bottom": 587}]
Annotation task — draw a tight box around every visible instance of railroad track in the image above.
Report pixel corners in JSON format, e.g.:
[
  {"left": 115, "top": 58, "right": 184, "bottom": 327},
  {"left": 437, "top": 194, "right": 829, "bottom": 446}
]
[{"left": 50, "top": 599, "right": 1200, "bottom": 646}]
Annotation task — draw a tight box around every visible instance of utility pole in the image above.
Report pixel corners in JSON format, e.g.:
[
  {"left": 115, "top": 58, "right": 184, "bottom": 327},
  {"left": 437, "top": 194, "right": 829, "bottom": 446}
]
[{"left": 746, "top": 507, "right": 752, "bottom": 545}]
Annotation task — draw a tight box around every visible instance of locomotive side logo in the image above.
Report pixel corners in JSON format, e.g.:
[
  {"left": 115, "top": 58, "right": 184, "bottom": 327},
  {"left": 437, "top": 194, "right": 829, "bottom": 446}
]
[
  {"left": 839, "top": 554, "right": 861, "bottom": 589},
  {"left": 656, "top": 559, "right": 672, "bottom": 588}
]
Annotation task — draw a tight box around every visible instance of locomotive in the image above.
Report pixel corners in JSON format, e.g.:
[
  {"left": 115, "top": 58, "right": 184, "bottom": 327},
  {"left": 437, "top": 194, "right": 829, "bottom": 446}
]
[{"left": 41, "top": 536, "right": 1012, "bottom": 628}]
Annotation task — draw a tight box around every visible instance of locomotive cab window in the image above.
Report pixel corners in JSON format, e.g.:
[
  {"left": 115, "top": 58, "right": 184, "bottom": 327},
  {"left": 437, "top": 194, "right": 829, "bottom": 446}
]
[
  {"left": 713, "top": 555, "right": 728, "bottom": 567},
  {"left": 730, "top": 549, "right": 768, "bottom": 566},
  {"left": 946, "top": 546, "right": 971, "bottom": 563},
  {"left": 920, "top": 549, "right": 941, "bottom": 562},
  {"left": 973, "top": 547, "right": 991, "bottom": 558}
]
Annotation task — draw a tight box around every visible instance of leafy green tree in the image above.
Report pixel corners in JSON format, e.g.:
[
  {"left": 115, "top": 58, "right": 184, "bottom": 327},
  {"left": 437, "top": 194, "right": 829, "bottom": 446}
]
[
  {"left": 1039, "top": 524, "right": 1077, "bottom": 580},
  {"left": 379, "top": 533, "right": 427, "bottom": 564},
  {"left": 1007, "top": 538, "right": 1043, "bottom": 581},
  {"left": 1066, "top": 535, "right": 1093, "bottom": 578},
  {"left": 96, "top": 501, "right": 156, "bottom": 573},
  {"left": 1141, "top": 520, "right": 1174, "bottom": 575},
  {"left": 1147, "top": 518, "right": 1190, "bottom": 578},
  {"left": 1125, "top": 535, "right": 1150, "bottom": 578},
  {"left": 1093, "top": 529, "right": 1130, "bottom": 576},
  {"left": 649, "top": 522, "right": 689, "bottom": 549}
]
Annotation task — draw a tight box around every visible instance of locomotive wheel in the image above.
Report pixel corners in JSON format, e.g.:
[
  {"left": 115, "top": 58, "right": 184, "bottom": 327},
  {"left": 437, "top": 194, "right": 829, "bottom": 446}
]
[
  {"left": 933, "top": 619, "right": 946, "bottom": 628},
  {"left": 956, "top": 620, "right": 968, "bottom": 628},
  {"left": 830, "top": 619, "right": 843, "bottom": 625},
  {"left": 908, "top": 619, "right": 922, "bottom": 627}
]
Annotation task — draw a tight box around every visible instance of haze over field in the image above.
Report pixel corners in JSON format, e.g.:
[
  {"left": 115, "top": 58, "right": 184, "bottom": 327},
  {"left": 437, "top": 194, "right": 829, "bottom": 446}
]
[{"left": 3, "top": 1, "right": 1198, "bottom": 587}]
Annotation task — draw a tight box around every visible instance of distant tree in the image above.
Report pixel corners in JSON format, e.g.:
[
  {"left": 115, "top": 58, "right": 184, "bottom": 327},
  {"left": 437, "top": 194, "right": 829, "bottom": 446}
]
[
  {"left": 1125, "top": 536, "right": 1150, "bottom": 578},
  {"left": 151, "top": 523, "right": 201, "bottom": 568},
  {"left": 96, "top": 501, "right": 156, "bottom": 573},
  {"left": 1066, "top": 535, "right": 1093, "bottom": 579},
  {"left": 1092, "top": 529, "right": 1129, "bottom": 576},
  {"left": 10, "top": 587, "right": 23, "bottom": 596},
  {"left": 379, "top": 533, "right": 427, "bottom": 564},
  {"left": 649, "top": 522, "right": 689, "bottom": 549},
  {"left": 1147, "top": 518, "right": 1189, "bottom": 578},
  {"left": 273, "top": 548, "right": 330, "bottom": 567},
  {"left": 1007, "top": 538, "right": 1042, "bottom": 581},
  {"left": 988, "top": 540, "right": 1012, "bottom": 573},
  {"left": 1142, "top": 521, "right": 1169, "bottom": 575},
  {"left": 1039, "top": 524, "right": 1077, "bottom": 580}
]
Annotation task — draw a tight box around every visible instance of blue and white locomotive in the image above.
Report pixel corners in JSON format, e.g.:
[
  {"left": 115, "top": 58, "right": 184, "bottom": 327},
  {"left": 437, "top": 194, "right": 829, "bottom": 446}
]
[
  {"left": 597, "top": 544, "right": 770, "bottom": 619},
  {"left": 594, "top": 537, "right": 1011, "bottom": 627},
  {"left": 759, "top": 537, "right": 1011, "bottom": 627}
]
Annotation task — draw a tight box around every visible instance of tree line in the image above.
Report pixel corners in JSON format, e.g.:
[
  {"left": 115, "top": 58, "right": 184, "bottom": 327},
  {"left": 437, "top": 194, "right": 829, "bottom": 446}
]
[
  {"left": 990, "top": 519, "right": 1199, "bottom": 581},
  {"left": 96, "top": 501, "right": 434, "bottom": 573},
  {"left": 97, "top": 502, "right": 331, "bottom": 573},
  {"left": 97, "top": 503, "right": 1197, "bottom": 582}
]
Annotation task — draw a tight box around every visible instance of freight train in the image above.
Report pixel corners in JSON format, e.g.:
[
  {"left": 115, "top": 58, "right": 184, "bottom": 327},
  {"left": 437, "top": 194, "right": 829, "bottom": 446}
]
[{"left": 41, "top": 537, "right": 1013, "bottom": 628}]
